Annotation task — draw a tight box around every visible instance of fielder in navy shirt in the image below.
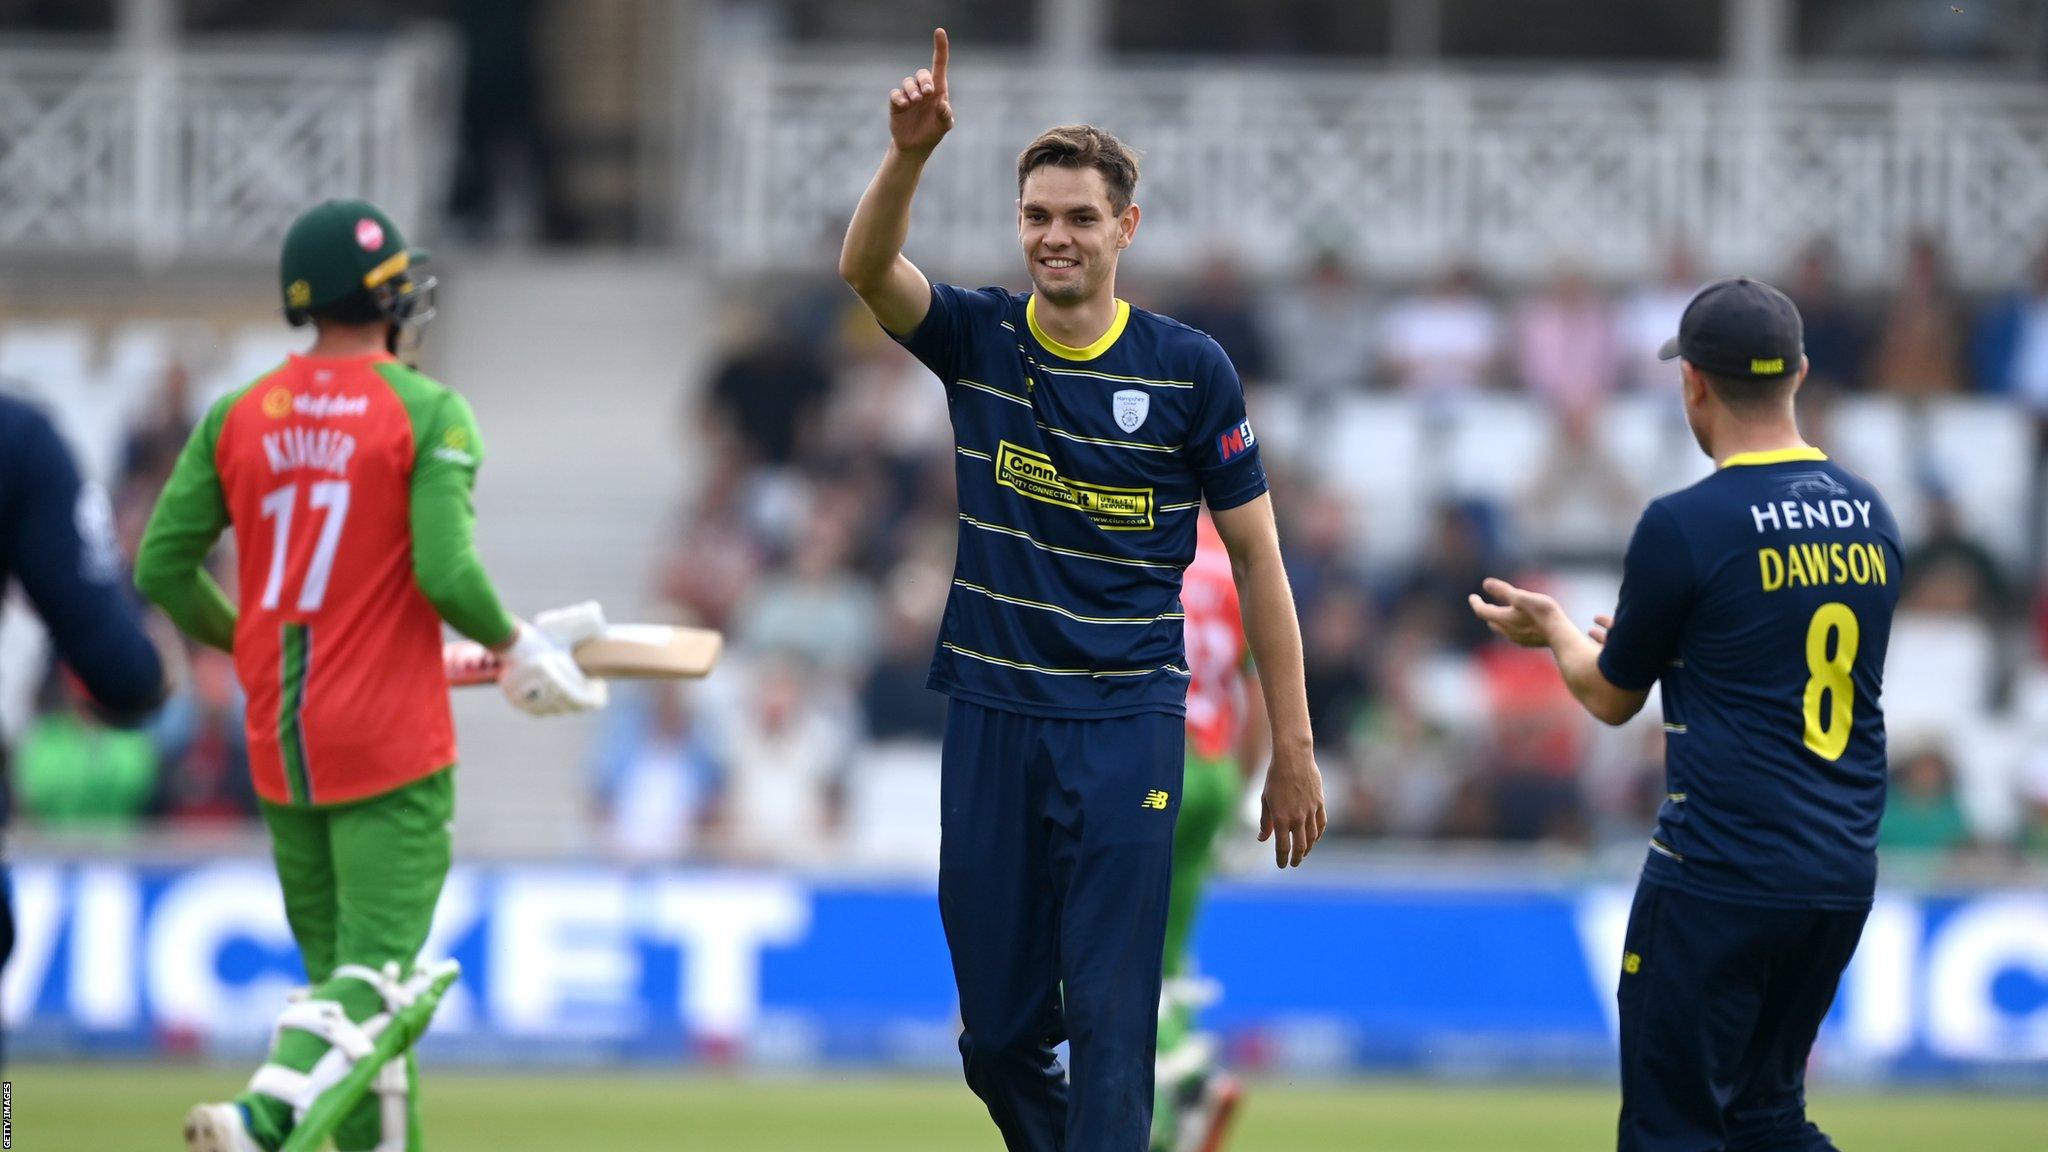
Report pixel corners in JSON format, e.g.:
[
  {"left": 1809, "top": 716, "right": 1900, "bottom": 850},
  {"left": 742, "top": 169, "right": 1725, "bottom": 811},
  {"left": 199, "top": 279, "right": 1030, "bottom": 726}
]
[
  {"left": 1598, "top": 450, "right": 1900, "bottom": 910},
  {"left": 1, "top": 385, "right": 167, "bottom": 1067},
  {"left": 1, "top": 389, "right": 165, "bottom": 721},
  {"left": 1472, "top": 278, "right": 1901, "bottom": 1152},
  {"left": 838, "top": 29, "right": 1324, "bottom": 1152}
]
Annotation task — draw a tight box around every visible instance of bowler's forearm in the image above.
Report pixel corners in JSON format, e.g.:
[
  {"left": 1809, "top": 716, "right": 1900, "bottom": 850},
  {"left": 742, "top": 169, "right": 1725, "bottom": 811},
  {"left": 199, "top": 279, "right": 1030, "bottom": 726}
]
[
  {"left": 1236, "top": 670, "right": 1271, "bottom": 784},
  {"left": 840, "top": 147, "right": 928, "bottom": 295},
  {"left": 1237, "top": 550, "right": 1312, "bottom": 756}
]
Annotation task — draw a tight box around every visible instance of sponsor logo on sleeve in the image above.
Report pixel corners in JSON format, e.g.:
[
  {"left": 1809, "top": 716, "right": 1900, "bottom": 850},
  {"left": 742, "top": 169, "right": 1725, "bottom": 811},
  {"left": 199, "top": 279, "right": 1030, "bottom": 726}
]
[
  {"left": 1215, "top": 418, "right": 1256, "bottom": 463},
  {"left": 432, "top": 423, "right": 476, "bottom": 467}
]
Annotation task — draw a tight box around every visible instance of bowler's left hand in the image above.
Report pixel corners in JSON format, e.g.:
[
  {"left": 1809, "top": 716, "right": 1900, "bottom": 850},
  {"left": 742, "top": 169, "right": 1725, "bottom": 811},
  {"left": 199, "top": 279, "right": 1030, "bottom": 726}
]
[{"left": 1259, "top": 743, "right": 1326, "bottom": 869}]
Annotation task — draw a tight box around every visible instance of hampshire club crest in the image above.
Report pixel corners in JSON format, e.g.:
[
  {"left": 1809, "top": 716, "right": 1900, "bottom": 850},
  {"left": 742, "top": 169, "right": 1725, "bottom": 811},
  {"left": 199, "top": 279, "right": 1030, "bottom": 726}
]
[{"left": 1113, "top": 389, "right": 1149, "bottom": 433}]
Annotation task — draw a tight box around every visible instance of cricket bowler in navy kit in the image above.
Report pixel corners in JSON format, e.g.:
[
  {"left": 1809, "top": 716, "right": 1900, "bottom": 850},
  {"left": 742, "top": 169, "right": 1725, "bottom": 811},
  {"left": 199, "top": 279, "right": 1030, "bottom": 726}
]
[
  {"left": 1471, "top": 277, "right": 1903, "bottom": 1152},
  {"left": 837, "top": 29, "right": 1326, "bottom": 1152}
]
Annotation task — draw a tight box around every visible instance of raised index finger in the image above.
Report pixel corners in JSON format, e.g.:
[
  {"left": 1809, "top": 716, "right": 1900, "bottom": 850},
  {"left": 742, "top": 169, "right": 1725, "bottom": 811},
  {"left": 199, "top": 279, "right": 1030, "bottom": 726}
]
[{"left": 932, "top": 27, "right": 949, "bottom": 88}]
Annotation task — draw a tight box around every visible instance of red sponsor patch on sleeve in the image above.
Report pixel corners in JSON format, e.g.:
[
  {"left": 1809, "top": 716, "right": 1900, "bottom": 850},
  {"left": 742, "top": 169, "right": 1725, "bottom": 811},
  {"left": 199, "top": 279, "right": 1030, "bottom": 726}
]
[{"left": 1215, "top": 419, "right": 1256, "bottom": 463}]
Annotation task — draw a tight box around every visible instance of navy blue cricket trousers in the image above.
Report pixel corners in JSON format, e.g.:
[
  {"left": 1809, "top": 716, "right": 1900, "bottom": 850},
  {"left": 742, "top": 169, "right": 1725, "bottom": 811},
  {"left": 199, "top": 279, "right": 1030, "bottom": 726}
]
[
  {"left": 1617, "top": 879, "right": 1869, "bottom": 1152},
  {"left": 939, "top": 698, "right": 1184, "bottom": 1152}
]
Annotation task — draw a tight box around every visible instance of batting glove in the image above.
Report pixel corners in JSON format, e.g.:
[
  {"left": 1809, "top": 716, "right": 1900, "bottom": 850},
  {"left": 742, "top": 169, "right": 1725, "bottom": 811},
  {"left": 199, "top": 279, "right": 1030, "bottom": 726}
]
[{"left": 498, "top": 619, "right": 608, "bottom": 716}]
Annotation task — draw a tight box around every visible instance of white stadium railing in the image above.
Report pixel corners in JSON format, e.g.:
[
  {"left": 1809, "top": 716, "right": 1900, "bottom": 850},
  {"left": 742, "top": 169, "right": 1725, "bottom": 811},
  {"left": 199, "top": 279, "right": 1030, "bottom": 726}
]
[
  {"left": 692, "top": 53, "right": 2048, "bottom": 287},
  {"left": 0, "top": 32, "right": 459, "bottom": 264}
]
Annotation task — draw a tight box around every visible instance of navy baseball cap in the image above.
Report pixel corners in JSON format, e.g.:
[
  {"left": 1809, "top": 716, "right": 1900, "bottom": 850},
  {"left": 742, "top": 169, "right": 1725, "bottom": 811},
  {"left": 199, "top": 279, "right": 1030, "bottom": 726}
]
[{"left": 1658, "top": 276, "right": 1804, "bottom": 380}]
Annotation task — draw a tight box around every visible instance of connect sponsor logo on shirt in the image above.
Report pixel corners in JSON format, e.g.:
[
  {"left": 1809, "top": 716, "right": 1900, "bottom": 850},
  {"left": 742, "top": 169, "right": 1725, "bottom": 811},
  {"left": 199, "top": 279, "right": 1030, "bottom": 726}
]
[
  {"left": 994, "top": 441, "right": 1154, "bottom": 530},
  {"left": 1216, "top": 418, "right": 1256, "bottom": 463}
]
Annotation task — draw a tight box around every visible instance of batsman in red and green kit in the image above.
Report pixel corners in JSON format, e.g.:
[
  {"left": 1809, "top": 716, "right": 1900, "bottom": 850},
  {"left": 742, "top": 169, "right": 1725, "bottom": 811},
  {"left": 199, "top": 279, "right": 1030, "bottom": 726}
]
[{"left": 137, "top": 199, "right": 607, "bottom": 1152}]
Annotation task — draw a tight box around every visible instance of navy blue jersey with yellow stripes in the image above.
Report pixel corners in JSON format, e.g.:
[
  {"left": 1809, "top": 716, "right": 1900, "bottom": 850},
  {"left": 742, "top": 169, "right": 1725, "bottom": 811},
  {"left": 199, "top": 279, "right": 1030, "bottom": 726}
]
[
  {"left": 895, "top": 283, "right": 1267, "bottom": 718},
  {"left": 1598, "top": 448, "right": 1903, "bottom": 909}
]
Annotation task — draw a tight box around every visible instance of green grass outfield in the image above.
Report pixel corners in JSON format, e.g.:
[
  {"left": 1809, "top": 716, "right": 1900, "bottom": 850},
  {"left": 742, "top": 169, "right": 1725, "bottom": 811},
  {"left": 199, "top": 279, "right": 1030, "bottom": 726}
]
[{"left": 18, "top": 1064, "right": 2048, "bottom": 1151}]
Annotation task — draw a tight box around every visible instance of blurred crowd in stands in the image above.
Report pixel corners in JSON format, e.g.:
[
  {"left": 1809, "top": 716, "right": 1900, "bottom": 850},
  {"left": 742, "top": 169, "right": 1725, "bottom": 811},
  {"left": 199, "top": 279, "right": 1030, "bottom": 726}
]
[
  {"left": 12, "top": 236, "right": 2048, "bottom": 883},
  {"left": 593, "top": 236, "right": 2048, "bottom": 875}
]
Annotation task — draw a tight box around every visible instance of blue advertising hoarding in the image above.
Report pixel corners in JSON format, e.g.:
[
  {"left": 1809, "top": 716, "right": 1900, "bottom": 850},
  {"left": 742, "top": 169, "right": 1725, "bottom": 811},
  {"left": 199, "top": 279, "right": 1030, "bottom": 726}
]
[{"left": 7, "top": 860, "right": 2047, "bottom": 1080}]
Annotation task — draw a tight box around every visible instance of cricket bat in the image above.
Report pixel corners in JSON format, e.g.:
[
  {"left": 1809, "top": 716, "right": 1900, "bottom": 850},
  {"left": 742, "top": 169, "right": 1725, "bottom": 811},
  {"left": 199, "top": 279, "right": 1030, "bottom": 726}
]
[{"left": 444, "top": 624, "right": 723, "bottom": 687}]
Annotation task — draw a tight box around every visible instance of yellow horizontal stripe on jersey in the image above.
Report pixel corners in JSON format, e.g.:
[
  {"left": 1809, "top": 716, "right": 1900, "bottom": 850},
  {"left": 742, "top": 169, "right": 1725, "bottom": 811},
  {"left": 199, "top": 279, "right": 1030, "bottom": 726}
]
[
  {"left": 957, "top": 513, "right": 1180, "bottom": 570},
  {"left": 942, "top": 641, "right": 1190, "bottom": 679},
  {"left": 957, "top": 378, "right": 1032, "bottom": 408},
  {"left": 1030, "top": 363, "right": 1195, "bottom": 389},
  {"left": 1035, "top": 421, "right": 1181, "bottom": 453},
  {"left": 952, "top": 578, "right": 1184, "bottom": 625},
  {"left": 957, "top": 446, "right": 994, "bottom": 462}
]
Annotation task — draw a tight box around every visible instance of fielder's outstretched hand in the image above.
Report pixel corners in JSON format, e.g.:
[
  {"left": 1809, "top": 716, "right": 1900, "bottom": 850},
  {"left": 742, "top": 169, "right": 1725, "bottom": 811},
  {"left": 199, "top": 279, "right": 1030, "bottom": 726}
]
[
  {"left": 498, "top": 614, "right": 608, "bottom": 717},
  {"left": 889, "top": 28, "right": 954, "bottom": 158},
  {"left": 1467, "top": 577, "right": 1570, "bottom": 650}
]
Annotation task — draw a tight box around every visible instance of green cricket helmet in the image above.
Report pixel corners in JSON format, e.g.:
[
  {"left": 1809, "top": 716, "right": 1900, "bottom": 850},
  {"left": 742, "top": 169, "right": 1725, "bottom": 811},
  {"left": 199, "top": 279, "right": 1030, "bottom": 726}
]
[{"left": 279, "top": 198, "right": 436, "bottom": 330}]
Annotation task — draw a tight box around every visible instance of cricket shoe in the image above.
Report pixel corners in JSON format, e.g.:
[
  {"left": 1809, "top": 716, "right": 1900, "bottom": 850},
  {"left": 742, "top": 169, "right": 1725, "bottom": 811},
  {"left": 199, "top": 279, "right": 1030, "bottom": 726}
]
[
  {"left": 184, "top": 1102, "right": 267, "bottom": 1152},
  {"left": 1173, "top": 1073, "right": 1244, "bottom": 1152}
]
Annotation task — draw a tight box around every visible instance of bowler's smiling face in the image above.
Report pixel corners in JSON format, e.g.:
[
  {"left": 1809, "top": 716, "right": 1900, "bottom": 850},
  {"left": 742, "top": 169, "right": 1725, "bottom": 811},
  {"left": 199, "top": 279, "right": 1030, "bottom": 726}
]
[{"left": 1018, "top": 166, "right": 1138, "bottom": 306}]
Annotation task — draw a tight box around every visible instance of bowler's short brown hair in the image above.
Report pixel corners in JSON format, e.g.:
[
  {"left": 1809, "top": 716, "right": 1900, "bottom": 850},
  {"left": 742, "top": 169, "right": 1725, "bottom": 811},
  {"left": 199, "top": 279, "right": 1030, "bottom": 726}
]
[{"left": 1017, "top": 125, "right": 1141, "bottom": 213}]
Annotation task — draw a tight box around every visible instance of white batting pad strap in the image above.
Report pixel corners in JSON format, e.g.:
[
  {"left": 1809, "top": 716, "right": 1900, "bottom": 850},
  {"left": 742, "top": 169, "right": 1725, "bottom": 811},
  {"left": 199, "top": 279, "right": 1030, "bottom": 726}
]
[
  {"left": 403, "top": 959, "right": 461, "bottom": 1001},
  {"left": 248, "top": 1063, "right": 314, "bottom": 1109},
  {"left": 333, "top": 963, "right": 416, "bottom": 1012},
  {"left": 1155, "top": 1033, "right": 1218, "bottom": 1085},
  {"left": 295, "top": 1046, "right": 353, "bottom": 1123},
  {"left": 291, "top": 1011, "right": 391, "bottom": 1123},
  {"left": 277, "top": 1000, "right": 377, "bottom": 1061},
  {"left": 268, "top": 985, "right": 312, "bottom": 1049},
  {"left": 1162, "top": 975, "right": 1222, "bottom": 1012}
]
